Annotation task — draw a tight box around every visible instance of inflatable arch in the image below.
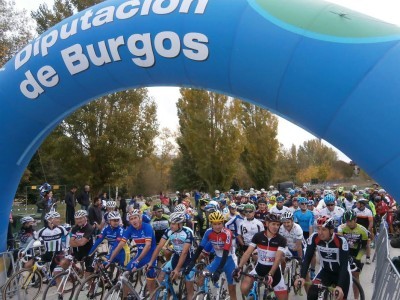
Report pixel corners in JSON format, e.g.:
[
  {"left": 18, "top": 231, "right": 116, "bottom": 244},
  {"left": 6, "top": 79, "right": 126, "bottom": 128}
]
[{"left": 1, "top": 0, "right": 400, "bottom": 248}]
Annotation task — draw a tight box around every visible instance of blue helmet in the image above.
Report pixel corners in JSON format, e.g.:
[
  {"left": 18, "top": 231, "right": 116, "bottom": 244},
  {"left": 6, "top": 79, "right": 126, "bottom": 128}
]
[
  {"left": 289, "top": 189, "right": 295, "bottom": 196},
  {"left": 39, "top": 182, "right": 52, "bottom": 197},
  {"left": 277, "top": 196, "right": 285, "bottom": 202},
  {"left": 324, "top": 194, "right": 336, "bottom": 205},
  {"left": 298, "top": 197, "right": 308, "bottom": 204}
]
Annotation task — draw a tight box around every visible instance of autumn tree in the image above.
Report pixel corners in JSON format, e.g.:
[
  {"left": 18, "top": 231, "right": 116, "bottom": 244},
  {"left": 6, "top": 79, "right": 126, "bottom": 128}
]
[
  {"left": 175, "top": 89, "right": 243, "bottom": 192},
  {"left": 238, "top": 102, "right": 279, "bottom": 187},
  {"left": 297, "top": 139, "right": 338, "bottom": 169}
]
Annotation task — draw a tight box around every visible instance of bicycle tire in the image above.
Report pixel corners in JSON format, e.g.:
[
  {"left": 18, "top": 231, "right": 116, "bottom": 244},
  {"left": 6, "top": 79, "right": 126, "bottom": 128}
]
[
  {"left": 178, "top": 277, "right": 186, "bottom": 300},
  {"left": 2, "top": 268, "right": 42, "bottom": 300},
  {"left": 191, "top": 291, "right": 212, "bottom": 300},
  {"left": 351, "top": 276, "right": 365, "bottom": 300},
  {"left": 149, "top": 286, "right": 168, "bottom": 300},
  {"left": 103, "top": 282, "right": 123, "bottom": 300},
  {"left": 73, "top": 273, "right": 106, "bottom": 300},
  {"left": 42, "top": 270, "right": 76, "bottom": 300}
]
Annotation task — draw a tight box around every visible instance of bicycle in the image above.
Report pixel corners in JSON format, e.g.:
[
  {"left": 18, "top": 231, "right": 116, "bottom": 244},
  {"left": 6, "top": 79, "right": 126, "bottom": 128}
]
[
  {"left": 103, "top": 266, "right": 147, "bottom": 300},
  {"left": 149, "top": 266, "right": 186, "bottom": 300},
  {"left": 282, "top": 256, "right": 301, "bottom": 294},
  {"left": 2, "top": 255, "right": 52, "bottom": 300},
  {"left": 191, "top": 264, "right": 230, "bottom": 300},
  {"left": 42, "top": 255, "right": 86, "bottom": 300},
  {"left": 239, "top": 273, "right": 276, "bottom": 300}
]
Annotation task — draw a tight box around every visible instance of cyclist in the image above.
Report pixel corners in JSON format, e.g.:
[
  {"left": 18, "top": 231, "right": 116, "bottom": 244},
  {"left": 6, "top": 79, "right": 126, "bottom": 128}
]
[
  {"left": 185, "top": 211, "right": 237, "bottom": 300},
  {"left": 294, "top": 197, "right": 314, "bottom": 240},
  {"left": 295, "top": 216, "right": 351, "bottom": 300},
  {"left": 337, "top": 210, "right": 368, "bottom": 300},
  {"left": 106, "top": 209, "right": 157, "bottom": 297},
  {"left": 102, "top": 200, "right": 117, "bottom": 228},
  {"left": 268, "top": 196, "right": 277, "bottom": 210},
  {"left": 270, "top": 196, "right": 289, "bottom": 217},
  {"left": 237, "top": 203, "right": 264, "bottom": 253},
  {"left": 69, "top": 210, "right": 95, "bottom": 278},
  {"left": 353, "top": 198, "right": 373, "bottom": 264},
  {"left": 13, "top": 216, "right": 36, "bottom": 266},
  {"left": 279, "top": 211, "right": 303, "bottom": 259},
  {"left": 317, "top": 194, "right": 344, "bottom": 229},
  {"left": 233, "top": 213, "right": 288, "bottom": 300},
  {"left": 254, "top": 199, "right": 269, "bottom": 223},
  {"left": 151, "top": 203, "right": 170, "bottom": 245},
  {"left": 88, "top": 211, "right": 129, "bottom": 267},
  {"left": 147, "top": 212, "right": 196, "bottom": 300},
  {"left": 225, "top": 202, "right": 239, "bottom": 221}
]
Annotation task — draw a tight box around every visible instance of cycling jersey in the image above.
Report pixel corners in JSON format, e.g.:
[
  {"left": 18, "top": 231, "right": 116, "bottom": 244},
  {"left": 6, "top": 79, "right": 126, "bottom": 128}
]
[
  {"left": 353, "top": 207, "right": 373, "bottom": 230},
  {"left": 254, "top": 210, "right": 268, "bottom": 223},
  {"left": 239, "top": 218, "right": 264, "bottom": 246},
  {"left": 200, "top": 227, "right": 234, "bottom": 257},
  {"left": 294, "top": 210, "right": 314, "bottom": 233},
  {"left": 89, "top": 224, "right": 130, "bottom": 266},
  {"left": 225, "top": 214, "right": 243, "bottom": 238},
  {"left": 337, "top": 223, "right": 368, "bottom": 260},
  {"left": 36, "top": 225, "right": 69, "bottom": 252},
  {"left": 317, "top": 206, "right": 344, "bottom": 228},
  {"left": 162, "top": 226, "right": 195, "bottom": 255},
  {"left": 70, "top": 222, "right": 94, "bottom": 259},
  {"left": 269, "top": 205, "right": 289, "bottom": 216},
  {"left": 278, "top": 223, "right": 303, "bottom": 252},
  {"left": 249, "top": 231, "right": 286, "bottom": 267},
  {"left": 151, "top": 215, "right": 170, "bottom": 244},
  {"left": 18, "top": 227, "right": 35, "bottom": 249}
]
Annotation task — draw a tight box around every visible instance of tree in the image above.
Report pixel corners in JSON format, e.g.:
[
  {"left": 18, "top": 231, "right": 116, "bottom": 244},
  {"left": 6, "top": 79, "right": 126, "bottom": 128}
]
[
  {"left": 238, "top": 102, "right": 279, "bottom": 187},
  {"left": 297, "top": 139, "right": 338, "bottom": 169},
  {"left": 273, "top": 144, "right": 299, "bottom": 183},
  {"left": 0, "top": 0, "right": 32, "bottom": 66},
  {"left": 175, "top": 89, "right": 243, "bottom": 192}
]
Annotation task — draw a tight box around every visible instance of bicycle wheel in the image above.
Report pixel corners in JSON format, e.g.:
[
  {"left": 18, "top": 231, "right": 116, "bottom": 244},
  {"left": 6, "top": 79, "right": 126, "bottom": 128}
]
[
  {"left": 2, "top": 268, "right": 42, "bottom": 300},
  {"left": 103, "top": 282, "right": 123, "bottom": 300},
  {"left": 348, "top": 276, "right": 365, "bottom": 300},
  {"left": 241, "top": 266, "right": 253, "bottom": 300},
  {"left": 42, "top": 270, "right": 76, "bottom": 300},
  {"left": 191, "top": 291, "right": 212, "bottom": 300},
  {"left": 73, "top": 273, "right": 106, "bottom": 300},
  {"left": 149, "top": 286, "right": 168, "bottom": 300},
  {"left": 178, "top": 277, "right": 186, "bottom": 300}
]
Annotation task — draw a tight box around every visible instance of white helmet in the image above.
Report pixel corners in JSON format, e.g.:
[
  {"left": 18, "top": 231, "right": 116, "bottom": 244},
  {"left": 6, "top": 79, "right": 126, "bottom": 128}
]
[
  {"left": 20, "top": 216, "right": 35, "bottom": 224},
  {"left": 108, "top": 211, "right": 121, "bottom": 220},
  {"left": 215, "top": 190, "right": 220, "bottom": 194},
  {"left": 169, "top": 212, "right": 185, "bottom": 224},
  {"left": 74, "top": 210, "right": 88, "bottom": 218},
  {"left": 128, "top": 209, "right": 141, "bottom": 218},
  {"left": 106, "top": 201, "right": 117, "bottom": 208},
  {"left": 45, "top": 211, "right": 60, "bottom": 220},
  {"left": 174, "top": 204, "right": 187, "bottom": 212}
]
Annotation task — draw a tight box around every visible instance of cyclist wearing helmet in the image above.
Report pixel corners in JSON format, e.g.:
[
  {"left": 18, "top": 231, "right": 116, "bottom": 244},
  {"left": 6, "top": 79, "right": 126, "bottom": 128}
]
[
  {"left": 279, "top": 211, "right": 303, "bottom": 259},
  {"left": 294, "top": 197, "right": 314, "bottom": 239},
  {"left": 270, "top": 196, "right": 289, "bottom": 217},
  {"left": 151, "top": 204, "right": 170, "bottom": 244},
  {"left": 234, "top": 213, "right": 288, "bottom": 300},
  {"left": 268, "top": 196, "right": 277, "bottom": 210},
  {"left": 70, "top": 210, "right": 95, "bottom": 276},
  {"left": 296, "top": 216, "right": 351, "bottom": 300},
  {"left": 148, "top": 212, "right": 196, "bottom": 300},
  {"left": 254, "top": 199, "right": 269, "bottom": 223},
  {"left": 107, "top": 209, "right": 157, "bottom": 297},
  {"left": 237, "top": 203, "right": 264, "bottom": 253},
  {"left": 225, "top": 202, "right": 239, "bottom": 221},
  {"left": 102, "top": 200, "right": 117, "bottom": 226},
  {"left": 317, "top": 194, "right": 344, "bottom": 229},
  {"left": 353, "top": 198, "right": 373, "bottom": 264},
  {"left": 13, "top": 216, "right": 36, "bottom": 265},
  {"left": 225, "top": 203, "right": 244, "bottom": 247},
  {"left": 337, "top": 210, "right": 368, "bottom": 299},
  {"left": 219, "top": 197, "right": 229, "bottom": 215},
  {"left": 185, "top": 211, "right": 237, "bottom": 300},
  {"left": 140, "top": 197, "right": 153, "bottom": 216},
  {"left": 89, "top": 211, "right": 130, "bottom": 267}
]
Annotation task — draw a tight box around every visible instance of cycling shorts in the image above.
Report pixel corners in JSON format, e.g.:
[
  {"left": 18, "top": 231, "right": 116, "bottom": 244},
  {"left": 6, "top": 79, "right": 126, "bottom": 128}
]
[
  {"left": 207, "top": 256, "right": 236, "bottom": 285},
  {"left": 251, "top": 265, "right": 287, "bottom": 296},
  {"left": 163, "top": 254, "right": 195, "bottom": 281}
]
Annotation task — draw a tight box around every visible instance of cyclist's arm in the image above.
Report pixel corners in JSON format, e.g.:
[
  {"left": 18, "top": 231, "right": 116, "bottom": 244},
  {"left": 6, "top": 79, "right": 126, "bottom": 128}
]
[
  {"left": 70, "top": 236, "right": 89, "bottom": 247},
  {"left": 337, "top": 237, "right": 350, "bottom": 289},
  {"left": 269, "top": 248, "right": 285, "bottom": 277},
  {"left": 88, "top": 231, "right": 106, "bottom": 256},
  {"left": 300, "top": 234, "right": 316, "bottom": 279},
  {"left": 295, "top": 239, "right": 303, "bottom": 259},
  {"left": 148, "top": 237, "right": 168, "bottom": 265},
  {"left": 238, "top": 245, "right": 256, "bottom": 268}
]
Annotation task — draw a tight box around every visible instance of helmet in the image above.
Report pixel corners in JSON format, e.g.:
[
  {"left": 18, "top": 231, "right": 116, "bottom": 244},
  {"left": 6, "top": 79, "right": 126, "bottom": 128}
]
[
  {"left": 20, "top": 216, "right": 35, "bottom": 225},
  {"left": 345, "top": 193, "right": 354, "bottom": 201},
  {"left": 289, "top": 189, "right": 295, "bottom": 196},
  {"left": 228, "top": 203, "right": 237, "bottom": 209},
  {"left": 45, "top": 211, "right": 61, "bottom": 220},
  {"left": 350, "top": 185, "right": 357, "bottom": 192},
  {"left": 108, "top": 211, "right": 121, "bottom": 220},
  {"left": 244, "top": 203, "right": 255, "bottom": 211},
  {"left": 153, "top": 204, "right": 163, "bottom": 211},
  {"left": 280, "top": 211, "right": 294, "bottom": 221},
  {"left": 174, "top": 204, "right": 187, "bottom": 212},
  {"left": 269, "top": 185, "right": 274, "bottom": 190},
  {"left": 378, "top": 189, "right": 386, "bottom": 194},
  {"left": 128, "top": 209, "right": 141, "bottom": 218},
  {"left": 237, "top": 204, "right": 245, "bottom": 212},
  {"left": 374, "top": 196, "right": 382, "bottom": 202},
  {"left": 316, "top": 216, "right": 335, "bottom": 229},
  {"left": 269, "top": 196, "right": 276, "bottom": 202},
  {"left": 170, "top": 212, "right": 185, "bottom": 224},
  {"left": 298, "top": 197, "right": 308, "bottom": 204},
  {"left": 106, "top": 201, "right": 117, "bottom": 208},
  {"left": 199, "top": 198, "right": 209, "bottom": 205},
  {"left": 74, "top": 210, "right": 88, "bottom": 218},
  {"left": 307, "top": 200, "right": 315, "bottom": 206},
  {"left": 215, "top": 190, "right": 220, "bottom": 194},
  {"left": 208, "top": 211, "right": 225, "bottom": 223},
  {"left": 338, "top": 187, "right": 344, "bottom": 193},
  {"left": 265, "top": 213, "right": 281, "bottom": 223},
  {"left": 324, "top": 194, "right": 336, "bottom": 205},
  {"left": 205, "top": 203, "right": 218, "bottom": 213},
  {"left": 209, "top": 200, "right": 218, "bottom": 207},
  {"left": 39, "top": 182, "right": 52, "bottom": 196},
  {"left": 277, "top": 196, "right": 284, "bottom": 202},
  {"left": 220, "top": 198, "right": 227, "bottom": 205},
  {"left": 342, "top": 210, "right": 357, "bottom": 222}
]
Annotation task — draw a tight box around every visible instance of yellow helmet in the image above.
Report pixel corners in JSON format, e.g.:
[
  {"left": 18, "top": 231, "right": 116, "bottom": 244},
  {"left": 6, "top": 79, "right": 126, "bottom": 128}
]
[{"left": 208, "top": 211, "right": 225, "bottom": 223}]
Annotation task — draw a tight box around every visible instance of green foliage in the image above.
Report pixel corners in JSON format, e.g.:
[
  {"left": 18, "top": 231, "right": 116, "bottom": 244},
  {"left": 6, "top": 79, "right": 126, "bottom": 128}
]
[
  {"left": 0, "top": 0, "right": 32, "bottom": 66},
  {"left": 238, "top": 102, "right": 279, "bottom": 187},
  {"left": 274, "top": 144, "right": 299, "bottom": 183},
  {"left": 297, "top": 139, "right": 338, "bottom": 169}
]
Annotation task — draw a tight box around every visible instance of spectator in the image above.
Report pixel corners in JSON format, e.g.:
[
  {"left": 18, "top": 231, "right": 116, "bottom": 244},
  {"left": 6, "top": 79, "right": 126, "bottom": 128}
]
[
  {"left": 118, "top": 196, "right": 128, "bottom": 228},
  {"left": 88, "top": 197, "right": 102, "bottom": 235},
  {"left": 41, "top": 190, "right": 57, "bottom": 225},
  {"left": 77, "top": 185, "right": 91, "bottom": 211},
  {"left": 7, "top": 212, "right": 14, "bottom": 250},
  {"left": 65, "top": 185, "right": 78, "bottom": 225}
]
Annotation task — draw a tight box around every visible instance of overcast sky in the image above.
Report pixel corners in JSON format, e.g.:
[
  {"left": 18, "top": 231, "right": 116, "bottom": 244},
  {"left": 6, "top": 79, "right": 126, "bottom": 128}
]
[{"left": 15, "top": 0, "right": 400, "bottom": 162}]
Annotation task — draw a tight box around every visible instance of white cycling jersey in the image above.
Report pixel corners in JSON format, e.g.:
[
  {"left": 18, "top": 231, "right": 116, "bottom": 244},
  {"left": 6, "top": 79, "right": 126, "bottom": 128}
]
[
  {"left": 279, "top": 223, "right": 303, "bottom": 252},
  {"left": 269, "top": 205, "right": 289, "bottom": 216},
  {"left": 317, "top": 206, "right": 345, "bottom": 228},
  {"left": 239, "top": 218, "right": 264, "bottom": 246}
]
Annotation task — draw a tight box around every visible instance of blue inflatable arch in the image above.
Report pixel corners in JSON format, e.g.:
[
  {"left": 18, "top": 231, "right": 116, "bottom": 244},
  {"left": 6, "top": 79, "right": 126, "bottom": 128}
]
[{"left": 1, "top": 0, "right": 400, "bottom": 248}]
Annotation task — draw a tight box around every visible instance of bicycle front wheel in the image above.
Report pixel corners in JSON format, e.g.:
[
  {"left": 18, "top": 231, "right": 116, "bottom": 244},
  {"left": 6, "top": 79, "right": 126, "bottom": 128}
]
[
  {"left": 2, "top": 268, "right": 42, "bottom": 300},
  {"left": 73, "top": 273, "right": 106, "bottom": 300},
  {"left": 191, "top": 291, "right": 213, "bottom": 300},
  {"left": 42, "top": 270, "right": 76, "bottom": 300},
  {"left": 103, "top": 283, "right": 123, "bottom": 300},
  {"left": 348, "top": 277, "right": 365, "bottom": 300},
  {"left": 149, "top": 286, "right": 168, "bottom": 300}
]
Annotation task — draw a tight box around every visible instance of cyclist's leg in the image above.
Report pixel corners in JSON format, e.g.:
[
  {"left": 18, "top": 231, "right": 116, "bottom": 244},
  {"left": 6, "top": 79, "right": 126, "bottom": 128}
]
[
  {"left": 182, "top": 256, "right": 195, "bottom": 300},
  {"left": 222, "top": 256, "right": 237, "bottom": 300},
  {"left": 271, "top": 267, "right": 288, "bottom": 300},
  {"left": 240, "top": 266, "right": 255, "bottom": 296},
  {"left": 307, "top": 268, "right": 326, "bottom": 300}
]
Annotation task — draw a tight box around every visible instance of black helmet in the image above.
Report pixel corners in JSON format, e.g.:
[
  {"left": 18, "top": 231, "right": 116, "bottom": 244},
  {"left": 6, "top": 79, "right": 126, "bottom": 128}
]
[
  {"left": 342, "top": 210, "right": 357, "bottom": 223},
  {"left": 265, "top": 213, "right": 281, "bottom": 223}
]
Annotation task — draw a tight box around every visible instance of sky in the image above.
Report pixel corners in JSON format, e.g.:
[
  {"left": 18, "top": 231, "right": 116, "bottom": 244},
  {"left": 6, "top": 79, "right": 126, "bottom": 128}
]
[{"left": 15, "top": 0, "right": 400, "bottom": 162}]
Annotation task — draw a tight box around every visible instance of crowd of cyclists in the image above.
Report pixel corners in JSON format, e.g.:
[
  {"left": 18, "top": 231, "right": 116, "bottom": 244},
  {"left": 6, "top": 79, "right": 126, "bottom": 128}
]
[{"left": 8, "top": 183, "right": 400, "bottom": 300}]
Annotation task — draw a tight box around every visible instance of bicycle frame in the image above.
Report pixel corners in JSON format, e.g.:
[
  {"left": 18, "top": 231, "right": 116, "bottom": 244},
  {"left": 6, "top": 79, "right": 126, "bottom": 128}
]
[{"left": 158, "top": 270, "right": 179, "bottom": 300}]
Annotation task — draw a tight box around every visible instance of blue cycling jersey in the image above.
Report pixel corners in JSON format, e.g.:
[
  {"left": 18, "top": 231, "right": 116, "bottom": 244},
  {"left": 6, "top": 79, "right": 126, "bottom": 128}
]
[
  {"left": 162, "top": 226, "right": 195, "bottom": 255},
  {"left": 225, "top": 214, "right": 243, "bottom": 237},
  {"left": 294, "top": 210, "right": 314, "bottom": 233},
  {"left": 89, "top": 224, "right": 126, "bottom": 255},
  {"left": 122, "top": 222, "right": 156, "bottom": 261}
]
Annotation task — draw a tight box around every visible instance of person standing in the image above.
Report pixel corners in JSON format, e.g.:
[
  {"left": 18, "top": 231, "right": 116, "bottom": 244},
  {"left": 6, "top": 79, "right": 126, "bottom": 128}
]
[
  {"left": 88, "top": 197, "right": 103, "bottom": 235},
  {"left": 77, "top": 185, "right": 91, "bottom": 211},
  {"left": 65, "top": 185, "right": 78, "bottom": 225}
]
